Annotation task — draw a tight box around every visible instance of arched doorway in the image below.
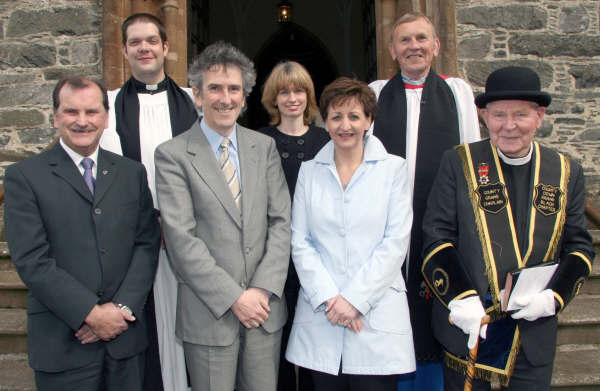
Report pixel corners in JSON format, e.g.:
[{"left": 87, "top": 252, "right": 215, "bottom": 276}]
[{"left": 242, "top": 22, "right": 339, "bottom": 130}]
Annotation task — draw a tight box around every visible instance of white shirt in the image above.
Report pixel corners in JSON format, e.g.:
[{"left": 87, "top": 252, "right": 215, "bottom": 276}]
[{"left": 60, "top": 138, "right": 99, "bottom": 179}]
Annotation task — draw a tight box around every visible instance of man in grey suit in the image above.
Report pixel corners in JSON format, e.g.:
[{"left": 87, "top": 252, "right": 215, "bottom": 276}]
[
  {"left": 4, "top": 77, "right": 160, "bottom": 390},
  {"left": 155, "top": 42, "right": 291, "bottom": 391}
]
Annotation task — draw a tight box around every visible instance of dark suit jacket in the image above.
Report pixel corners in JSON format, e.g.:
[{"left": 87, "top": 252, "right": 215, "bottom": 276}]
[
  {"left": 155, "top": 122, "right": 291, "bottom": 347},
  {"left": 4, "top": 143, "right": 160, "bottom": 372},
  {"left": 422, "top": 141, "right": 594, "bottom": 366}
]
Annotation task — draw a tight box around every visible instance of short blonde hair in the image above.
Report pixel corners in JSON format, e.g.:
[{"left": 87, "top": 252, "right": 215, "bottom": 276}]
[{"left": 261, "top": 61, "right": 319, "bottom": 126}]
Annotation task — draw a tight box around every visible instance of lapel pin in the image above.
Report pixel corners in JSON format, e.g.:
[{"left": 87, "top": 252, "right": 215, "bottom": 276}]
[{"left": 102, "top": 170, "right": 108, "bottom": 175}]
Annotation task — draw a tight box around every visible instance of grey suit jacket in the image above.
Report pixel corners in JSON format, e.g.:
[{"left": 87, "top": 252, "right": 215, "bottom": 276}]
[
  {"left": 155, "top": 121, "right": 291, "bottom": 346},
  {"left": 4, "top": 144, "right": 160, "bottom": 372}
]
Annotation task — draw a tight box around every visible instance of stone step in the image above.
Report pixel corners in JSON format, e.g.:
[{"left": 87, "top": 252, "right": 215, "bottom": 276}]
[
  {"left": 0, "top": 309, "right": 27, "bottom": 354},
  {"left": 0, "top": 354, "right": 34, "bottom": 391},
  {"left": 583, "top": 260, "right": 600, "bottom": 295},
  {"left": 0, "top": 270, "right": 26, "bottom": 309},
  {"left": 0, "top": 242, "right": 13, "bottom": 271},
  {"left": 551, "top": 344, "right": 600, "bottom": 390},
  {"left": 558, "top": 295, "right": 600, "bottom": 345}
]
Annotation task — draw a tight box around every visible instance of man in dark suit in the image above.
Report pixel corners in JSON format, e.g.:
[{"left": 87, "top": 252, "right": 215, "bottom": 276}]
[
  {"left": 421, "top": 67, "right": 595, "bottom": 390},
  {"left": 155, "top": 41, "right": 291, "bottom": 391},
  {"left": 4, "top": 77, "right": 160, "bottom": 391}
]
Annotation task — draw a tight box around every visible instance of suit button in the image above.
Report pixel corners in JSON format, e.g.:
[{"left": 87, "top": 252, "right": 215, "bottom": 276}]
[
  {"left": 94, "top": 208, "right": 102, "bottom": 215},
  {"left": 97, "top": 289, "right": 104, "bottom": 297},
  {"left": 100, "top": 248, "right": 107, "bottom": 255},
  {"left": 241, "top": 282, "right": 247, "bottom": 289},
  {"left": 339, "top": 229, "right": 346, "bottom": 236},
  {"left": 245, "top": 247, "right": 251, "bottom": 255}
]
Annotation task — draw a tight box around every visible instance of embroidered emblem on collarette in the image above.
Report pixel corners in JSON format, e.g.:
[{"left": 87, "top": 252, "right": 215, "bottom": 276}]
[
  {"left": 476, "top": 182, "right": 507, "bottom": 214},
  {"left": 533, "top": 184, "right": 563, "bottom": 216},
  {"left": 478, "top": 162, "right": 490, "bottom": 185}
]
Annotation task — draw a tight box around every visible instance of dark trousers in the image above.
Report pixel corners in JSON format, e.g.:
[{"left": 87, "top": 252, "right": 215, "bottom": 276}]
[
  {"left": 443, "top": 349, "right": 553, "bottom": 391},
  {"left": 311, "top": 369, "right": 399, "bottom": 391},
  {"left": 143, "top": 291, "right": 165, "bottom": 391},
  {"left": 35, "top": 348, "right": 145, "bottom": 391}
]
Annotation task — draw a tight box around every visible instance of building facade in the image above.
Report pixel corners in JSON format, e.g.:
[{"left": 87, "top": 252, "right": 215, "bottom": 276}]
[{"left": 0, "top": 0, "right": 598, "bottom": 204}]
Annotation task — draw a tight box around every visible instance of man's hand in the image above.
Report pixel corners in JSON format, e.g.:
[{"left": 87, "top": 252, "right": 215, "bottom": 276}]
[
  {"left": 84, "top": 303, "right": 131, "bottom": 341},
  {"left": 231, "top": 287, "right": 271, "bottom": 328},
  {"left": 511, "top": 289, "right": 556, "bottom": 322},
  {"left": 75, "top": 324, "right": 100, "bottom": 344},
  {"left": 326, "top": 295, "right": 360, "bottom": 328},
  {"left": 448, "top": 296, "right": 487, "bottom": 349}
]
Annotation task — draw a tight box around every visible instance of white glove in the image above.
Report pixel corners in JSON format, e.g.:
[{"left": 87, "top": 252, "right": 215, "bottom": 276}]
[
  {"left": 448, "top": 296, "right": 488, "bottom": 350},
  {"left": 510, "top": 289, "right": 556, "bottom": 321}
]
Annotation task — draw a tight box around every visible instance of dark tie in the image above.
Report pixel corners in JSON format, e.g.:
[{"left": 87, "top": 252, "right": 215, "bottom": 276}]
[{"left": 81, "top": 157, "right": 95, "bottom": 195}]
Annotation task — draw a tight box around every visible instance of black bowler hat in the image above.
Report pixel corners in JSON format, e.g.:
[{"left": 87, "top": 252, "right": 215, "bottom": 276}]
[{"left": 475, "top": 66, "right": 551, "bottom": 108}]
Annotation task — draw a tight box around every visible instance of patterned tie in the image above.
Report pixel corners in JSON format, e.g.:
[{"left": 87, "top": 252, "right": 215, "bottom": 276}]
[
  {"left": 81, "top": 157, "right": 95, "bottom": 195},
  {"left": 219, "top": 138, "right": 241, "bottom": 210}
]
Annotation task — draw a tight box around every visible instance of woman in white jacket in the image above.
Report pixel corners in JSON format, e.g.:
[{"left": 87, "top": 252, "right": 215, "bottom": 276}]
[{"left": 286, "top": 77, "right": 416, "bottom": 390}]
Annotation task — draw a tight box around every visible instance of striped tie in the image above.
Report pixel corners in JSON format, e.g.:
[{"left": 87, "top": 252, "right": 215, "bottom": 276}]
[{"left": 219, "top": 138, "right": 241, "bottom": 210}]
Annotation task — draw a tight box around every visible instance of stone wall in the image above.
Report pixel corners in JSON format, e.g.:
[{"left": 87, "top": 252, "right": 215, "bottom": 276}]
[
  {"left": 0, "top": 1, "right": 102, "bottom": 178},
  {"left": 455, "top": 0, "right": 600, "bottom": 203}
]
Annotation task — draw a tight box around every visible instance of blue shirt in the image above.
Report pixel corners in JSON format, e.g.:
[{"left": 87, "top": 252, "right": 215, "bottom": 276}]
[{"left": 200, "top": 118, "right": 242, "bottom": 186}]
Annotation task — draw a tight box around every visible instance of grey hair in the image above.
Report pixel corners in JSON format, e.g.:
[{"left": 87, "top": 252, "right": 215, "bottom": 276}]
[{"left": 188, "top": 41, "right": 256, "bottom": 97}]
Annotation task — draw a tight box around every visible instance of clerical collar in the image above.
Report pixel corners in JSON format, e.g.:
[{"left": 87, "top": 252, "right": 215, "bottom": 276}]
[
  {"left": 497, "top": 143, "right": 533, "bottom": 166},
  {"left": 401, "top": 73, "right": 427, "bottom": 85},
  {"left": 133, "top": 77, "right": 168, "bottom": 94}
]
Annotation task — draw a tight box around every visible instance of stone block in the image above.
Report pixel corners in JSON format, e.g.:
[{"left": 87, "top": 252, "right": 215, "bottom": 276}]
[
  {"left": 71, "top": 41, "right": 99, "bottom": 65},
  {"left": 464, "top": 60, "right": 554, "bottom": 88},
  {"left": 6, "top": 8, "right": 101, "bottom": 38},
  {"left": 569, "top": 64, "right": 600, "bottom": 89},
  {"left": 17, "top": 127, "right": 55, "bottom": 145},
  {"left": 0, "top": 42, "right": 56, "bottom": 70},
  {"left": 0, "top": 110, "right": 45, "bottom": 128},
  {"left": 572, "top": 104, "right": 585, "bottom": 114},
  {"left": 509, "top": 34, "right": 600, "bottom": 57},
  {"left": 576, "top": 128, "right": 600, "bottom": 142},
  {"left": 43, "top": 64, "right": 101, "bottom": 81},
  {"left": 0, "top": 83, "right": 54, "bottom": 108},
  {"left": 555, "top": 117, "right": 586, "bottom": 126},
  {"left": 457, "top": 5, "right": 546, "bottom": 30},
  {"left": 0, "top": 73, "right": 37, "bottom": 86},
  {"left": 457, "top": 33, "right": 491, "bottom": 59},
  {"left": 559, "top": 5, "right": 589, "bottom": 34},
  {"left": 546, "top": 101, "right": 569, "bottom": 115},
  {"left": 0, "top": 149, "right": 35, "bottom": 163},
  {"left": 0, "top": 135, "right": 9, "bottom": 146}
]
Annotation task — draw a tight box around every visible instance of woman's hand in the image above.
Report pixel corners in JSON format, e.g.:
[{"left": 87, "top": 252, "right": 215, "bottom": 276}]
[
  {"left": 326, "top": 295, "right": 362, "bottom": 331},
  {"left": 348, "top": 316, "right": 363, "bottom": 333}
]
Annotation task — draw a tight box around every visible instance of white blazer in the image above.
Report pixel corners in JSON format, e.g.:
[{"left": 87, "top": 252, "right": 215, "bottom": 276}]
[{"left": 286, "top": 134, "right": 416, "bottom": 375}]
